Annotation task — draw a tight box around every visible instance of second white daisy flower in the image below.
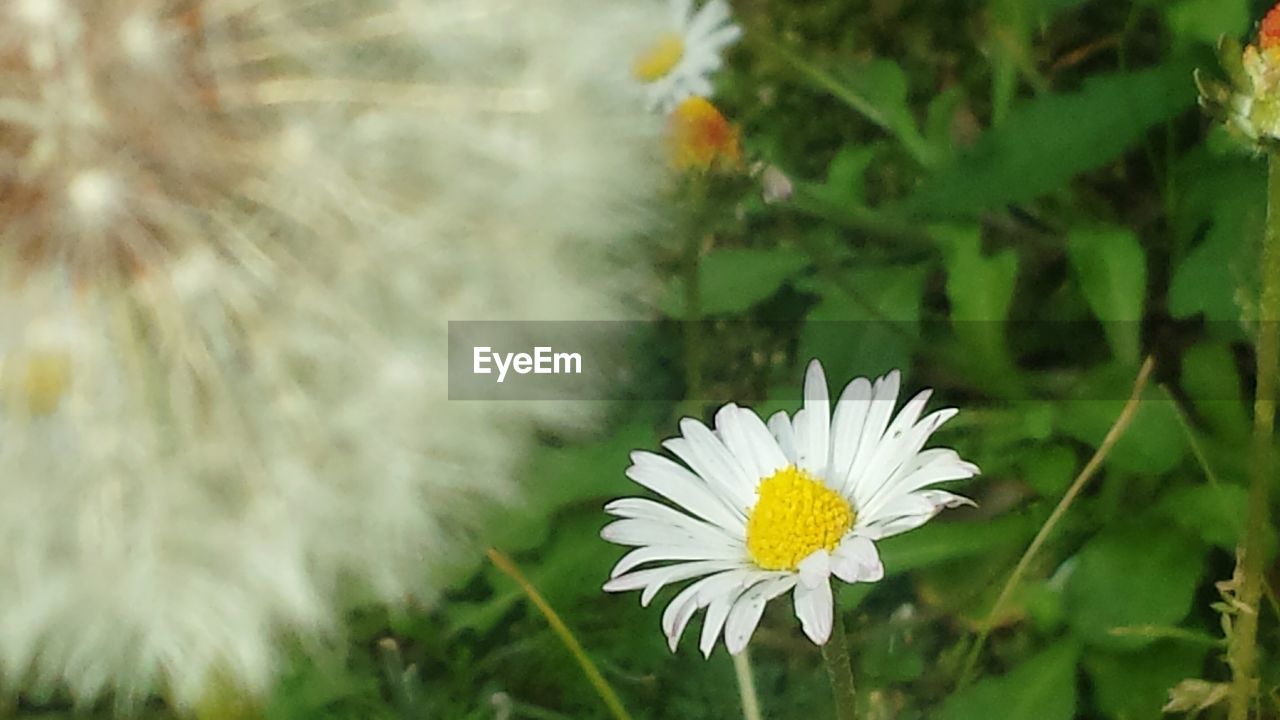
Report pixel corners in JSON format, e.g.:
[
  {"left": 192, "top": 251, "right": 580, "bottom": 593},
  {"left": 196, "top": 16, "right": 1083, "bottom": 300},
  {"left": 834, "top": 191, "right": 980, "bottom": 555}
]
[
  {"left": 633, "top": 0, "right": 742, "bottom": 112},
  {"left": 602, "top": 360, "right": 979, "bottom": 656}
]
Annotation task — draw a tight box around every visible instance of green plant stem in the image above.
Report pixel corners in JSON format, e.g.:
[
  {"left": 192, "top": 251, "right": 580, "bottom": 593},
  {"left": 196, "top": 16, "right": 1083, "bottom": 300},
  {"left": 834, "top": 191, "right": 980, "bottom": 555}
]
[
  {"left": 1164, "top": 385, "right": 1280, "bottom": 620},
  {"left": 958, "top": 356, "right": 1155, "bottom": 688},
  {"left": 821, "top": 612, "right": 858, "bottom": 720},
  {"left": 1227, "top": 150, "right": 1280, "bottom": 720},
  {"left": 787, "top": 184, "right": 935, "bottom": 256},
  {"left": 683, "top": 227, "right": 703, "bottom": 410},
  {"left": 744, "top": 27, "right": 932, "bottom": 167},
  {"left": 487, "top": 549, "right": 634, "bottom": 720},
  {"left": 678, "top": 177, "right": 764, "bottom": 719},
  {"left": 732, "top": 651, "right": 763, "bottom": 720}
]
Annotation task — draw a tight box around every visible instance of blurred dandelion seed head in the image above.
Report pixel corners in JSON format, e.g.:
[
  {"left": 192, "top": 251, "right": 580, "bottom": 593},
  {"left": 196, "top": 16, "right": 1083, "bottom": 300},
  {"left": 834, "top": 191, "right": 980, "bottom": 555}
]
[{"left": 0, "top": 0, "right": 663, "bottom": 707}]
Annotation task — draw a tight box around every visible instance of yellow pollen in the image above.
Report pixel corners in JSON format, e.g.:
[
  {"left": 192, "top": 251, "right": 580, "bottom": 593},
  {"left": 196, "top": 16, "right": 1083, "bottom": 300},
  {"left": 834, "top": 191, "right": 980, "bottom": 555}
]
[
  {"left": 633, "top": 33, "right": 685, "bottom": 82},
  {"left": 745, "top": 465, "right": 854, "bottom": 571},
  {"left": 2, "top": 351, "right": 72, "bottom": 416}
]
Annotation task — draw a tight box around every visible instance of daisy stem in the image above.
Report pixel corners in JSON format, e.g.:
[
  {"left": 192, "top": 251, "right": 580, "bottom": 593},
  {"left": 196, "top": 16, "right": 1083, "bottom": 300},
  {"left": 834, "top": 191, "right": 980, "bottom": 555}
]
[
  {"left": 486, "top": 548, "right": 635, "bottom": 720},
  {"left": 957, "top": 356, "right": 1154, "bottom": 689},
  {"left": 732, "top": 651, "right": 764, "bottom": 720},
  {"left": 1227, "top": 149, "right": 1280, "bottom": 720},
  {"left": 821, "top": 612, "right": 858, "bottom": 720}
]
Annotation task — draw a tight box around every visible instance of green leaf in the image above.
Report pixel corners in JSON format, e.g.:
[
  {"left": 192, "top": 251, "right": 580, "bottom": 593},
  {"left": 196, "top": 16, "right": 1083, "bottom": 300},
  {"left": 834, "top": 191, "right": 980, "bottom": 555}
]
[
  {"left": 1083, "top": 642, "right": 1208, "bottom": 720},
  {"left": 1054, "top": 363, "right": 1187, "bottom": 476},
  {"left": 662, "top": 248, "right": 810, "bottom": 317},
  {"left": 937, "top": 641, "right": 1078, "bottom": 720},
  {"left": 937, "top": 225, "right": 1019, "bottom": 384},
  {"left": 797, "top": 263, "right": 926, "bottom": 380},
  {"left": 1066, "top": 228, "right": 1147, "bottom": 364},
  {"left": 835, "top": 59, "right": 931, "bottom": 163},
  {"left": 1155, "top": 484, "right": 1278, "bottom": 555},
  {"left": 878, "top": 511, "right": 1040, "bottom": 574},
  {"left": 858, "top": 622, "right": 925, "bottom": 683},
  {"left": 1164, "top": 0, "right": 1249, "bottom": 48},
  {"left": 1020, "top": 444, "right": 1079, "bottom": 498},
  {"left": 488, "top": 420, "right": 655, "bottom": 554},
  {"left": 1064, "top": 522, "right": 1205, "bottom": 649},
  {"left": 820, "top": 145, "right": 880, "bottom": 203},
  {"left": 1169, "top": 153, "right": 1262, "bottom": 325},
  {"left": 904, "top": 62, "right": 1196, "bottom": 215},
  {"left": 924, "top": 87, "right": 965, "bottom": 163},
  {"left": 448, "top": 514, "right": 623, "bottom": 637},
  {"left": 1180, "top": 342, "right": 1248, "bottom": 440}
]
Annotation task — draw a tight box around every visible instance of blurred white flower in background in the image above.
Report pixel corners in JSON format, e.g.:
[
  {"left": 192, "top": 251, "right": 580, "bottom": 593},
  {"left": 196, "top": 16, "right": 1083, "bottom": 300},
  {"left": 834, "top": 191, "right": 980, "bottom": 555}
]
[
  {"left": 0, "top": 0, "right": 661, "bottom": 708},
  {"left": 633, "top": 0, "right": 742, "bottom": 113}
]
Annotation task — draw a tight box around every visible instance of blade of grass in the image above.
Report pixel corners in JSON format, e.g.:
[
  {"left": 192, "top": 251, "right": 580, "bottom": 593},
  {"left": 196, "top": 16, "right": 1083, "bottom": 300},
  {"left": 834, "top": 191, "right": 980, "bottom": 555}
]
[
  {"left": 487, "top": 548, "right": 634, "bottom": 720},
  {"left": 957, "top": 356, "right": 1155, "bottom": 688}
]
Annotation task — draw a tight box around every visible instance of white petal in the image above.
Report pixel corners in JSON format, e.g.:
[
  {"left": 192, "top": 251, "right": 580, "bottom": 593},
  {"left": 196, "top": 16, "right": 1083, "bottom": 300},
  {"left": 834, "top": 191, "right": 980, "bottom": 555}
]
[
  {"left": 829, "top": 377, "right": 873, "bottom": 496},
  {"left": 610, "top": 543, "right": 745, "bottom": 578},
  {"left": 797, "top": 548, "right": 831, "bottom": 589},
  {"left": 671, "top": 0, "right": 694, "bottom": 26},
  {"left": 686, "top": 74, "right": 715, "bottom": 99},
  {"left": 794, "top": 360, "right": 831, "bottom": 476},
  {"left": 700, "top": 575, "right": 770, "bottom": 657},
  {"left": 851, "top": 404, "right": 957, "bottom": 512},
  {"left": 662, "top": 587, "right": 702, "bottom": 652},
  {"left": 664, "top": 418, "right": 755, "bottom": 511},
  {"left": 767, "top": 411, "right": 797, "bottom": 464},
  {"left": 724, "top": 576, "right": 797, "bottom": 655},
  {"left": 626, "top": 450, "right": 746, "bottom": 532},
  {"left": 793, "top": 578, "right": 834, "bottom": 645},
  {"left": 661, "top": 570, "right": 756, "bottom": 652},
  {"left": 858, "top": 448, "right": 979, "bottom": 520},
  {"left": 601, "top": 500, "right": 740, "bottom": 547},
  {"left": 603, "top": 560, "right": 743, "bottom": 606},
  {"left": 858, "top": 490, "right": 974, "bottom": 541},
  {"left": 831, "top": 536, "right": 883, "bottom": 583},
  {"left": 841, "top": 370, "right": 901, "bottom": 496},
  {"left": 700, "top": 24, "right": 743, "bottom": 52},
  {"left": 715, "top": 405, "right": 788, "bottom": 484},
  {"left": 688, "top": 0, "right": 732, "bottom": 39}
]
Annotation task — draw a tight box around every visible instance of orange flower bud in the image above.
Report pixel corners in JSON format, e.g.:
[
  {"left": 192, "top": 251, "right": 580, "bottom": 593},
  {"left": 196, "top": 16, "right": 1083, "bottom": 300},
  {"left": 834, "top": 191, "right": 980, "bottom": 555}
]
[
  {"left": 667, "top": 96, "right": 742, "bottom": 172},
  {"left": 1263, "top": 2, "right": 1280, "bottom": 51}
]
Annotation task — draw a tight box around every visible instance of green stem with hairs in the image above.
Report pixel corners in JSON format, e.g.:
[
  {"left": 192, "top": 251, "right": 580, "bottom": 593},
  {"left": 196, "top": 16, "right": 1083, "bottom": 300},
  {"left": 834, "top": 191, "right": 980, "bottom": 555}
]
[
  {"left": 821, "top": 612, "right": 858, "bottom": 720},
  {"left": 732, "top": 651, "right": 764, "bottom": 720},
  {"left": 1227, "top": 150, "right": 1280, "bottom": 720}
]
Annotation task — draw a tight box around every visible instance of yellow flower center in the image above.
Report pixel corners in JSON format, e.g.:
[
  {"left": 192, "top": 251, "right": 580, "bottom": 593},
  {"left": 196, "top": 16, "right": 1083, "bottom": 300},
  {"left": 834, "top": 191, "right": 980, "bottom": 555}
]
[
  {"left": 2, "top": 350, "right": 72, "bottom": 416},
  {"left": 745, "top": 465, "right": 854, "bottom": 571},
  {"left": 633, "top": 33, "right": 685, "bottom": 82}
]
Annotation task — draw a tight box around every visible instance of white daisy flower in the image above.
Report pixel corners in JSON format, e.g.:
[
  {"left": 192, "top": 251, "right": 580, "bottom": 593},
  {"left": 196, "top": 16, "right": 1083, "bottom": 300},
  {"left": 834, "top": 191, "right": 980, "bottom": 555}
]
[
  {"left": 602, "top": 360, "right": 979, "bottom": 656},
  {"left": 634, "top": 0, "right": 742, "bottom": 112}
]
